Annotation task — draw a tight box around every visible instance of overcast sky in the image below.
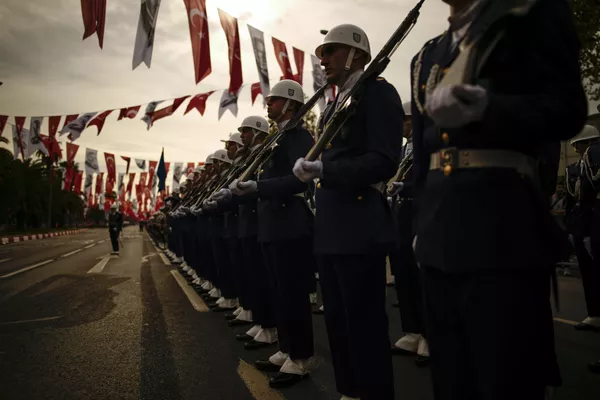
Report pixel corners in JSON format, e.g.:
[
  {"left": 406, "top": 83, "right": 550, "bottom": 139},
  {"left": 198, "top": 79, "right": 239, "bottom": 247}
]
[{"left": 0, "top": 0, "right": 598, "bottom": 181}]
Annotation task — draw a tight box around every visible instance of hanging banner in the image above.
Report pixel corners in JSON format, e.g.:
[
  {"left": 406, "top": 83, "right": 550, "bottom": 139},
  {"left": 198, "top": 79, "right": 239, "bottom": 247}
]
[
  {"left": 293, "top": 47, "right": 304, "bottom": 85},
  {"left": 81, "top": 0, "right": 107, "bottom": 48},
  {"left": 104, "top": 152, "right": 117, "bottom": 185},
  {"left": 184, "top": 0, "right": 212, "bottom": 84},
  {"left": 66, "top": 143, "right": 80, "bottom": 163},
  {"left": 150, "top": 96, "right": 189, "bottom": 126},
  {"left": 84, "top": 172, "right": 94, "bottom": 194},
  {"left": 135, "top": 159, "right": 146, "bottom": 170},
  {"left": 11, "top": 125, "right": 27, "bottom": 160},
  {"left": 118, "top": 172, "right": 126, "bottom": 201},
  {"left": 73, "top": 171, "right": 84, "bottom": 194},
  {"left": 85, "top": 148, "right": 100, "bottom": 175},
  {"left": 95, "top": 172, "right": 104, "bottom": 195},
  {"left": 14, "top": 117, "right": 25, "bottom": 136},
  {"left": 250, "top": 82, "right": 262, "bottom": 106},
  {"left": 132, "top": 0, "right": 162, "bottom": 69},
  {"left": 186, "top": 162, "right": 195, "bottom": 176},
  {"left": 141, "top": 101, "right": 162, "bottom": 130},
  {"left": 311, "top": 54, "right": 328, "bottom": 113},
  {"left": 272, "top": 37, "right": 294, "bottom": 80},
  {"left": 28, "top": 117, "right": 49, "bottom": 157},
  {"left": 0, "top": 115, "right": 7, "bottom": 137},
  {"left": 148, "top": 160, "right": 158, "bottom": 189},
  {"left": 218, "top": 86, "right": 243, "bottom": 120},
  {"left": 121, "top": 156, "right": 131, "bottom": 174},
  {"left": 184, "top": 91, "right": 215, "bottom": 116},
  {"left": 126, "top": 172, "right": 136, "bottom": 198},
  {"left": 218, "top": 9, "right": 243, "bottom": 118},
  {"left": 87, "top": 110, "right": 113, "bottom": 135},
  {"left": 248, "top": 25, "right": 270, "bottom": 105},
  {"left": 172, "top": 162, "right": 183, "bottom": 192},
  {"left": 60, "top": 112, "right": 97, "bottom": 141},
  {"left": 118, "top": 106, "right": 141, "bottom": 120},
  {"left": 48, "top": 116, "right": 61, "bottom": 138}
]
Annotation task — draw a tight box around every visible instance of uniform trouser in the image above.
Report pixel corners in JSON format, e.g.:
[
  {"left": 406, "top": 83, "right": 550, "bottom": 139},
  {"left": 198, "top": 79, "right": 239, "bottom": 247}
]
[
  {"left": 109, "top": 230, "right": 119, "bottom": 252},
  {"left": 242, "top": 237, "right": 275, "bottom": 328},
  {"left": 199, "top": 237, "right": 216, "bottom": 283},
  {"left": 212, "top": 238, "right": 237, "bottom": 299},
  {"left": 317, "top": 254, "right": 394, "bottom": 400},
  {"left": 389, "top": 241, "right": 425, "bottom": 334},
  {"left": 262, "top": 238, "right": 314, "bottom": 360},
  {"left": 573, "top": 237, "right": 600, "bottom": 316},
  {"left": 227, "top": 237, "right": 247, "bottom": 308},
  {"left": 421, "top": 266, "right": 557, "bottom": 400}
]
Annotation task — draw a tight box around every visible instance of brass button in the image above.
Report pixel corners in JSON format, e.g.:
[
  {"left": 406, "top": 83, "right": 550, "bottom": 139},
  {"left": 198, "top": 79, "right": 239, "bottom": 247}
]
[
  {"left": 443, "top": 165, "right": 452, "bottom": 176},
  {"left": 259, "top": 169, "right": 264, "bottom": 173},
  {"left": 357, "top": 195, "right": 363, "bottom": 201},
  {"left": 326, "top": 143, "right": 332, "bottom": 149},
  {"left": 444, "top": 153, "right": 451, "bottom": 161},
  {"left": 316, "top": 182, "right": 322, "bottom": 189},
  {"left": 421, "top": 84, "right": 426, "bottom": 90},
  {"left": 441, "top": 132, "right": 449, "bottom": 143}
]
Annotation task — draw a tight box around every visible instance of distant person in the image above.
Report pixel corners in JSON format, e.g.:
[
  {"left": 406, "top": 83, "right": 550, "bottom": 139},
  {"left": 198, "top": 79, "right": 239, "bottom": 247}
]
[{"left": 108, "top": 203, "right": 123, "bottom": 255}]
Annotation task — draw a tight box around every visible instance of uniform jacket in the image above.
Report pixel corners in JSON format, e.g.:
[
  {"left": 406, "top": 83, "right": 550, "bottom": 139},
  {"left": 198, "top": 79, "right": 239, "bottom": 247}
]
[
  {"left": 108, "top": 211, "right": 123, "bottom": 233},
  {"left": 315, "top": 77, "right": 404, "bottom": 254},
  {"left": 411, "top": 0, "right": 588, "bottom": 272},
  {"left": 565, "top": 160, "right": 585, "bottom": 236},
  {"left": 256, "top": 122, "right": 315, "bottom": 243}
]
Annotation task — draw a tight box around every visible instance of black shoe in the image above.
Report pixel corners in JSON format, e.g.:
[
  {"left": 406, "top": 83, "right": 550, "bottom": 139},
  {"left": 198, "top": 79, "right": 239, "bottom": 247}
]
[
  {"left": 244, "top": 339, "right": 276, "bottom": 350},
  {"left": 254, "top": 359, "right": 282, "bottom": 372},
  {"left": 208, "top": 302, "right": 220, "bottom": 309},
  {"left": 391, "top": 346, "right": 416, "bottom": 356},
  {"left": 212, "top": 306, "right": 237, "bottom": 313},
  {"left": 228, "top": 319, "right": 252, "bottom": 327},
  {"left": 269, "top": 372, "right": 309, "bottom": 388},
  {"left": 415, "top": 355, "right": 430, "bottom": 367},
  {"left": 225, "top": 313, "right": 237, "bottom": 321},
  {"left": 312, "top": 309, "right": 324, "bottom": 315},
  {"left": 588, "top": 360, "right": 600, "bottom": 374},
  {"left": 236, "top": 334, "right": 254, "bottom": 342}
]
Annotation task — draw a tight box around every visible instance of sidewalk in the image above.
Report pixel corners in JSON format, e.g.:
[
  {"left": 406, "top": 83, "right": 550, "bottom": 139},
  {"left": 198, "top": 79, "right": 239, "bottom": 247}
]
[{"left": 0, "top": 229, "right": 87, "bottom": 245}]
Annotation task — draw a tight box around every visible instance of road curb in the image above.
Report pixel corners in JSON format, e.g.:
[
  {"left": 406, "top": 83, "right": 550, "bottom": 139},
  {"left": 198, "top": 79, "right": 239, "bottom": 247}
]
[{"left": 0, "top": 229, "right": 87, "bottom": 245}]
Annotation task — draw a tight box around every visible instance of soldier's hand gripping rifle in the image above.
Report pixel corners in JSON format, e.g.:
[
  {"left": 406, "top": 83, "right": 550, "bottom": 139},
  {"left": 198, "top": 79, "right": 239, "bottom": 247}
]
[{"left": 304, "top": 0, "right": 425, "bottom": 162}]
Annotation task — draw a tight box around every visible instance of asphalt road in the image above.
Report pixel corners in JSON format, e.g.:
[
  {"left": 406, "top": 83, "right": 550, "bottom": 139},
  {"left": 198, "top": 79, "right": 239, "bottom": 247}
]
[{"left": 0, "top": 226, "right": 598, "bottom": 399}]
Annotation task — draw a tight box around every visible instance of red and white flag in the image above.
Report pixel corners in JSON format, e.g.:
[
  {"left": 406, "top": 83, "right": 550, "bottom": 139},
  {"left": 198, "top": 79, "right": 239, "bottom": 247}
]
[
  {"left": 150, "top": 96, "right": 189, "bottom": 126},
  {"left": 48, "top": 116, "right": 61, "bottom": 138},
  {"left": 66, "top": 143, "right": 80, "bottom": 163},
  {"left": 104, "top": 152, "right": 117, "bottom": 185},
  {"left": 248, "top": 25, "right": 270, "bottom": 105},
  {"left": 293, "top": 47, "right": 304, "bottom": 85},
  {"left": 217, "top": 9, "right": 243, "bottom": 118},
  {"left": 126, "top": 173, "right": 136, "bottom": 198},
  {"left": 272, "top": 37, "right": 294, "bottom": 80},
  {"left": 141, "top": 101, "right": 162, "bottom": 130},
  {"left": 184, "top": 0, "right": 211, "bottom": 84},
  {"left": 87, "top": 110, "right": 113, "bottom": 135},
  {"left": 73, "top": 171, "right": 84, "bottom": 194},
  {"left": 186, "top": 162, "right": 195, "bottom": 176},
  {"left": 81, "top": 0, "right": 107, "bottom": 48},
  {"left": 0, "top": 115, "right": 8, "bottom": 137},
  {"left": 250, "top": 82, "right": 262, "bottom": 106},
  {"left": 184, "top": 91, "right": 215, "bottom": 116},
  {"left": 132, "top": 0, "right": 162, "bottom": 69},
  {"left": 95, "top": 172, "right": 104, "bottom": 195},
  {"left": 118, "top": 106, "right": 141, "bottom": 120},
  {"left": 62, "top": 115, "right": 78, "bottom": 131},
  {"left": 60, "top": 112, "right": 97, "bottom": 141},
  {"left": 28, "top": 117, "right": 48, "bottom": 157},
  {"left": 121, "top": 156, "right": 131, "bottom": 174},
  {"left": 14, "top": 117, "right": 25, "bottom": 136}
]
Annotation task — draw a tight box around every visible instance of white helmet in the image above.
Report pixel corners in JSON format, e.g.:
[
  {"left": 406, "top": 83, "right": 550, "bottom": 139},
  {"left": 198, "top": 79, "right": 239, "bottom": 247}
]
[
  {"left": 110, "top": 203, "right": 117, "bottom": 210},
  {"left": 211, "top": 149, "right": 232, "bottom": 164},
  {"left": 186, "top": 171, "right": 196, "bottom": 180},
  {"left": 315, "top": 24, "right": 371, "bottom": 63},
  {"left": 266, "top": 80, "right": 305, "bottom": 104},
  {"left": 180, "top": 180, "right": 188, "bottom": 189},
  {"left": 221, "top": 132, "right": 244, "bottom": 146},
  {"left": 402, "top": 101, "right": 412, "bottom": 116},
  {"left": 571, "top": 125, "right": 600, "bottom": 145},
  {"left": 238, "top": 115, "right": 269, "bottom": 134},
  {"left": 205, "top": 153, "right": 214, "bottom": 165}
]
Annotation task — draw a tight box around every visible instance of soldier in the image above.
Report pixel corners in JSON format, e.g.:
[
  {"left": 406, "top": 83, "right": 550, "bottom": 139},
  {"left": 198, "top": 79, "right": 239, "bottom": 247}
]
[
  {"left": 388, "top": 101, "right": 429, "bottom": 366},
  {"left": 230, "top": 80, "right": 316, "bottom": 388},
  {"left": 566, "top": 125, "right": 600, "bottom": 331},
  {"left": 293, "top": 24, "right": 403, "bottom": 400},
  {"left": 409, "top": 1, "right": 587, "bottom": 399},
  {"left": 108, "top": 203, "right": 123, "bottom": 255}
]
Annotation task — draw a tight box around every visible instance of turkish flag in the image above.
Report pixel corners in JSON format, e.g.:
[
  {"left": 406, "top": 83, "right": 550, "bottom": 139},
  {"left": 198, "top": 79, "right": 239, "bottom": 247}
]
[
  {"left": 218, "top": 9, "right": 243, "bottom": 94},
  {"left": 139, "top": 172, "right": 148, "bottom": 188},
  {"left": 0, "top": 115, "right": 7, "bottom": 137},
  {"left": 95, "top": 172, "right": 104, "bottom": 195},
  {"left": 14, "top": 117, "right": 25, "bottom": 135},
  {"left": 73, "top": 171, "right": 84, "bottom": 194},
  {"left": 63, "top": 168, "right": 75, "bottom": 191},
  {"left": 184, "top": 0, "right": 211, "bottom": 84},
  {"left": 40, "top": 134, "right": 62, "bottom": 160},
  {"left": 121, "top": 156, "right": 131, "bottom": 174},
  {"left": 48, "top": 116, "right": 61, "bottom": 138},
  {"left": 184, "top": 91, "right": 215, "bottom": 116},
  {"left": 66, "top": 142, "right": 80, "bottom": 163},
  {"left": 104, "top": 152, "right": 116, "bottom": 184},
  {"left": 293, "top": 47, "right": 304, "bottom": 85},
  {"left": 81, "top": 0, "right": 107, "bottom": 48},
  {"left": 250, "top": 82, "right": 262, "bottom": 105},
  {"left": 118, "top": 106, "right": 141, "bottom": 120},
  {"left": 88, "top": 110, "right": 113, "bottom": 135},
  {"left": 186, "top": 162, "right": 195, "bottom": 175},
  {"left": 126, "top": 172, "right": 136, "bottom": 198},
  {"left": 148, "top": 161, "right": 158, "bottom": 189},
  {"left": 62, "top": 115, "right": 78, "bottom": 131},
  {"left": 151, "top": 96, "right": 189, "bottom": 126},
  {"left": 272, "top": 37, "right": 294, "bottom": 80}
]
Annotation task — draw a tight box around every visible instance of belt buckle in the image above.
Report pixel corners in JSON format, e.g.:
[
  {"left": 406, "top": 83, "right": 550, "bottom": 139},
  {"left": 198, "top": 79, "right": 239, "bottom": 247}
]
[{"left": 439, "top": 147, "right": 458, "bottom": 176}]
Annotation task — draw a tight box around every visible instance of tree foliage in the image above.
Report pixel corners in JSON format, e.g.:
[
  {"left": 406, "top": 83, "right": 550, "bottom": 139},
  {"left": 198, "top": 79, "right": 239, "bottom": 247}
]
[{"left": 570, "top": 0, "right": 600, "bottom": 101}]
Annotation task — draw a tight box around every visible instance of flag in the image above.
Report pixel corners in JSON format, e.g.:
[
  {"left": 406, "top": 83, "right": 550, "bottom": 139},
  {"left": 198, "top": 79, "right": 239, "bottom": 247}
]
[
  {"left": 95, "top": 172, "right": 104, "bottom": 195},
  {"left": 11, "top": 125, "right": 27, "bottom": 159},
  {"left": 60, "top": 112, "right": 97, "bottom": 141},
  {"left": 126, "top": 172, "right": 136, "bottom": 198},
  {"left": 272, "top": 37, "right": 294, "bottom": 80},
  {"left": 132, "top": 0, "right": 162, "bottom": 69},
  {"left": 150, "top": 96, "right": 189, "bottom": 126},
  {"left": 311, "top": 55, "right": 328, "bottom": 113},
  {"left": 81, "top": 0, "right": 107, "bottom": 48},
  {"left": 73, "top": 171, "right": 84, "bottom": 194},
  {"left": 184, "top": 91, "right": 215, "bottom": 116},
  {"left": 218, "top": 9, "right": 243, "bottom": 118},
  {"left": 218, "top": 86, "right": 244, "bottom": 120},
  {"left": 0, "top": 115, "right": 8, "bottom": 137},
  {"left": 121, "top": 156, "right": 131, "bottom": 174},
  {"left": 48, "top": 116, "right": 61, "bottom": 138},
  {"left": 84, "top": 148, "right": 100, "bottom": 175},
  {"left": 40, "top": 134, "right": 62, "bottom": 160},
  {"left": 118, "top": 106, "right": 141, "bottom": 120},
  {"left": 87, "top": 110, "right": 113, "bottom": 135},
  {"left": 157, "top": 149, "right": 167, "bottom": 192},
  {"left": 141, "top": 101, "right": 162, "bottom": 130},
  {"left": 139, "top": 172, "right": 148, "bottom": 188},
  {"left": 66, "top": 143, "right": 80, "bottom": 163},
  {"left": 250, "top": 82, "right": 262, "bottom": 105},
  {"left": 84, "top": 172, "right": 94, "bottom": 193},
  {"left": 135, "top": 159, "right": 146, "bottom": 170},
  {"left": 62, "top": 115, "right": 78, "bottom": 131},
  {"left": 184, "top": 0, "right": 211, "bottom": 84},
  {"left": 186, "top": 162, "right": 195, "bottom": 176},
  {"left": 14, "top": 117, "right": 25, "bottom": 136},
  {"left": 148, "top": 161, "right": 157, "bottom": 190},
  {"left": 28, "top": 117, "right": 48, "bottom": 157},
  {"left": 292, "top": 47, "right": 304, "bottom": 85},
  {"left": 118, "top": 172, "right": 126, "bottom": 200},
  {"left": 248, "top": 25, "right": 270, "bottom": 105},
  {"left": 172, "top": 162, "right": 183, "bottom": 192},
  {"left": 104, "top": 152, "right": 117, "bottom": 185}
]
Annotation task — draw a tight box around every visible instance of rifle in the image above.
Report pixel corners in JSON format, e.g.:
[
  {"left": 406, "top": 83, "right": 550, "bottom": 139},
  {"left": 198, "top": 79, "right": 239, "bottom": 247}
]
[{"left": 305, "top": 0, "right": 426, "bottom": 162}]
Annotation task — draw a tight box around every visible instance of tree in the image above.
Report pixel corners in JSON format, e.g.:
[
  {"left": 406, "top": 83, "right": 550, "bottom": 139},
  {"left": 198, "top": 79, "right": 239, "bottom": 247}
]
[{"left": 570, "top": 0, "right": 600, "bottom": 101}]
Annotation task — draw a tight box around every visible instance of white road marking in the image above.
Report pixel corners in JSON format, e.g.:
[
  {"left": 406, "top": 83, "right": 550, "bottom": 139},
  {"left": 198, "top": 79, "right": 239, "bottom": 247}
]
[
  {"left": 0, "top": 316, "right": 62, "bottom": 326},
  {"left": 0, "top": 258, "right": 11, "bottom": 264},
  {"left": 98, "top": 240, "right": 106, "bottom": 244},
  {"left": 60, "top": 249, "right": 82, "bottom": 258},
  {"left": 83, "top": 243, "right": 95, "bottom": 249},
  {"left": 171, "top": 270, "right": 208, "bottom": 312},
  {"left": 87, "top": 255, "right": 112, "bottom": 274},
  {"left": 147, "top": 236, "right": 170, "bottom": 265},
  {"left": 0, "top": 259, "right": 54, "bottom": 279}
]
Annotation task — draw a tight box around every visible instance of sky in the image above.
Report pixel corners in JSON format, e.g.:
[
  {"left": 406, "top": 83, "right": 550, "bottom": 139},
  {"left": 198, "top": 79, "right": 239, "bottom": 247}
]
[{"left": 0, "top": 0, "right": 598, "bottom": 186}]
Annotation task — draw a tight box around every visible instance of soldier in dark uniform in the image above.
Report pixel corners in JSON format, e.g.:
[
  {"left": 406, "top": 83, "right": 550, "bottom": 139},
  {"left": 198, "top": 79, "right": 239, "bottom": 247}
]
[
  {"left": 409, "top": 1, "right": 588, "bottom": 399},
  {"left": 108, "top": 203, "right": 123, "bottom": 255},
  {"left": 570, "top": 125, "right": 600, "bottom": 332},
  {"left": 388, "top": 101, "right": 429, "bottom": 366},
  {"left": 230, "top": 80, "right": 316, "bottom": 389},
  {"left": 293, "top": 24, "right": 403, "bottom": 400}
]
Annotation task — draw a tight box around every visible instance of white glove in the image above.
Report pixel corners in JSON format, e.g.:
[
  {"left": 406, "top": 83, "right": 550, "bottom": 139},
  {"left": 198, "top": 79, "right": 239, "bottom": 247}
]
[
  {"left": 229, "top": 179, "right": 258, "bottom": 195},
  {"left": 568, "top": 234, "right": 575, "bottom": 248},
  {"left": 389, "top": 182, "right": 404, "bottom": 196},
  {"left": 293, "top": 158, "right": 323, "bottom": 183},
  {"left": 583, "top": 237, "right": 593, "bottom": 258},
  {"left": 191, "top": 206, "right": 203, "bottom": 216},
  {"left": 425, "top": 84, "right": 488, "bottom": 128},
  {"left": 212, "top": 188, "right": 232, "bottom": 202},
  {"left": 169, "top": 227, "right": 173, "bottom": 232},
  {"left": 202, "top": 199, "right": 218, "bottom": 210}
]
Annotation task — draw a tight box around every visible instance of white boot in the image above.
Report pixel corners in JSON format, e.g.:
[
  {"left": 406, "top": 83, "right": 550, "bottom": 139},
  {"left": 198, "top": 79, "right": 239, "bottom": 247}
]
[
  {"left": 340, "top": 396, "right": 360, "bottom": 400},
  {"left": 236, "top": 310, "right": 253, "bottom": 322},
  {"left": 173, "top": 256, "right": 183, "bottom": 264},
  {"left": 233, "top": 307, "right": 243, "bottom": 316},
  {"left": 254, "top": 327, "right": 278, "bottom": 343},
  {"left": 393, "top": 333, "right": 421, "bottom": 353},
  {"left": 280, "top": 357, "right": 313, "bottom": 375},
  {"left": 216, "top": 297, "right": 225, "bottom": 305},
  {"left": 219, "top": 298, "right": 238, "bottom": 309},
  {"left": 417, "top": 337, "right": 429, "bottom": 357},
  {"left": 580, "top": 316, "right": 600, "bottom": 328},
  {"left": 268, "top": 351, "right": 289, "bottom": 367},
  {"left": 246, "top": 324, "right": 261, "bottom": 337}
]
